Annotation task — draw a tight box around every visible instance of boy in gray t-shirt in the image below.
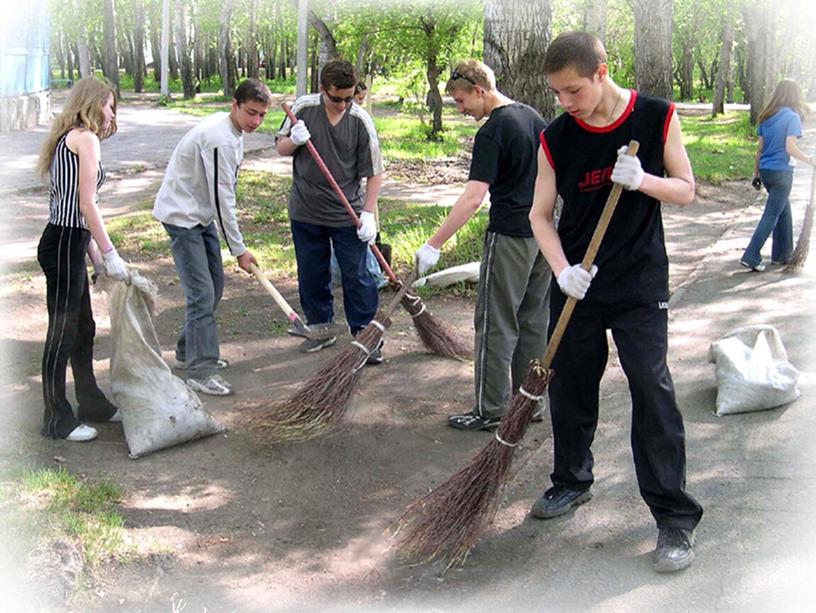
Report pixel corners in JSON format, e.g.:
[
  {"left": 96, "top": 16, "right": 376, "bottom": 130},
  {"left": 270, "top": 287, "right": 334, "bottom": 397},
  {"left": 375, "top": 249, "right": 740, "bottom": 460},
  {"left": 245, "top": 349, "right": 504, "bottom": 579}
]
[{"left": 276, "top": 60, "right": 384, "bottom": 361}]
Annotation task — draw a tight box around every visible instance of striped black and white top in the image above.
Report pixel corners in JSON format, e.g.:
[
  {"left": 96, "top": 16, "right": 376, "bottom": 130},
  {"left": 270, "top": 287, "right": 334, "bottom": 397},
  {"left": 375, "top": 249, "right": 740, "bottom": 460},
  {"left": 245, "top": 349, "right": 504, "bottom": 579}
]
[{"left": 48, "top": 131, "right": 106, "bottom": 228}]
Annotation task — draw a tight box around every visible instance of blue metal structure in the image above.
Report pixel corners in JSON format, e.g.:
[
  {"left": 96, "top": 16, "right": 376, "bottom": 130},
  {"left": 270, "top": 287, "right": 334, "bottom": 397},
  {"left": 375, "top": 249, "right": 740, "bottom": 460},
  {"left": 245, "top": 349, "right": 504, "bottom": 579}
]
[{"left": 0, "top": 1, "right": 50, "bottom": 97}]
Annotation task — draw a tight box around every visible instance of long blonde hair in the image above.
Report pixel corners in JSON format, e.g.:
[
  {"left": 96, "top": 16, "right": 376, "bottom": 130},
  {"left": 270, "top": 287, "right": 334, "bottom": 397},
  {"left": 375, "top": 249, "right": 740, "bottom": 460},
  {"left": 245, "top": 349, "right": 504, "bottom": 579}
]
[
  {"left": 758, "top": 79, "right": 810, "bottom": 124},
  {"left": 37, "top": 77, "right": 117, "bottom": 177}
]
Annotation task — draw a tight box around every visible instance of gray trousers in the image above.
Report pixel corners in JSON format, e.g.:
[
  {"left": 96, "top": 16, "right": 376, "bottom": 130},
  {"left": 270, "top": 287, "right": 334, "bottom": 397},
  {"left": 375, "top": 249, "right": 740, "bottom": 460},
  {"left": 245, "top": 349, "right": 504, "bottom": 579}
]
[
  {"left": 163, "top": 221, "right": 224, "bottom": 379},
  {"left": 473, "top": 232, "right": 551, "bottom": 418}
]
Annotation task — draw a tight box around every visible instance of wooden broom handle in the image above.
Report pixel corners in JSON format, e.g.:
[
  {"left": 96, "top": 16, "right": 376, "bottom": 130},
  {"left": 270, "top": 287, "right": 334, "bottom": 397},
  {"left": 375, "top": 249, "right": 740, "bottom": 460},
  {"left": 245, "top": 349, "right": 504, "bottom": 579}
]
[
  {"left": 541, "top": 140, "right": 640, "bottom": 368},
  {"left": 281, "top": 103, "right": 400, "bottom": 285}
]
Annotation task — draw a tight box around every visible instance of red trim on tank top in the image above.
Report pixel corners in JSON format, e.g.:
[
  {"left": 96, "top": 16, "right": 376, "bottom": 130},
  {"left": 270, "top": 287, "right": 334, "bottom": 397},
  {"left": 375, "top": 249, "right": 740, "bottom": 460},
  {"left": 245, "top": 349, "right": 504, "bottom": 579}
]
[
  {"left": 539, "top": 130, "right": 555, "bottom": 169},
  {"left": 662, "top": 102, "right": 675, "bottom": 144},
  {"left": 574, "top": 89, "right": 637, "bottom": 134}
]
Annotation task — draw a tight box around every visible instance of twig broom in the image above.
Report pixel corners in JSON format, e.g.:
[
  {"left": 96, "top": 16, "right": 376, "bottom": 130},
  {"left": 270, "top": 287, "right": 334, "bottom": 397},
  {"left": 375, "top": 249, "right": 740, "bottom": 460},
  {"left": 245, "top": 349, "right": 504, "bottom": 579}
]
[
  {"left": 282, "top": 103, "right": 470, "bottom": 361},
  {"left": 241, "top": 270, "right": 417, "bottom": 443},
  {"left": 783, "top": 163, "right": 816, "bottom": 273},
  {"left": 391, "top": 141, "right": 640, "bottom": 569}
]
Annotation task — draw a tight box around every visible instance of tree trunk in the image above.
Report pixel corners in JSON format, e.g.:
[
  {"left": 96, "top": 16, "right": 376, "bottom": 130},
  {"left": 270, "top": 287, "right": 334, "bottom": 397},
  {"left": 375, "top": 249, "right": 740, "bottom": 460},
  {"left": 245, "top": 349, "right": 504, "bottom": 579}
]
[
  {"left": 65, "top": 39, "right": 74, "bottom": 81},
  {"left": 102, "top": 0, "right": 120, "bottom": 95},
  {"left": 175, "top": 0, "right": 195, "bottom": 98},
  {"left": 741, "top": 0, "right": 775, "bottom": 124},
  {"left": 581, "top": 0, "right": 607, "bottom": 43},
  {"left": 133, "top": 0, "right": 145, "bottom": 92},
  {"left": 310, "top": 41, "right": 318, "bottom": 93},
  {"left": 632, "top": 0, "right": 674, "bottom": 99},
  {"left": 219, "top": 0, "right": 236, "bottom": 96},
  {"left": 76, "top": 32, "right": 91, "bottom": 78},
  {"left": 246, "top": 0, "right": 259, "bottom": 79},
  {"left": 483, "top": 0, "right": 555, "bottom": 120},
  {"left": 149, "top": 11, "right": 161, "bottom": 82},
  {"left": 711, "top": 11, "right": 734, "bottom": 116},
  {"left": 677, "top": 43, "right": 693, "bottom": 100},
  {"left": 308, "top": 15, "right": 338, "bottom": 77}
]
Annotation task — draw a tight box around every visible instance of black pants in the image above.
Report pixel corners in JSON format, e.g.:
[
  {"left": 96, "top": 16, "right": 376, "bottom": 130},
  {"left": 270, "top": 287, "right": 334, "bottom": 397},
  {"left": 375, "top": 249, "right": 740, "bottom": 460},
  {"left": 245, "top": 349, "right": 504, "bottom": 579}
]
[
  {"left": 548, "top": 294, "right": 703, "bottom": 530},
  {"left": 37, "top": 224, "right": 115, "bottom": 438}
]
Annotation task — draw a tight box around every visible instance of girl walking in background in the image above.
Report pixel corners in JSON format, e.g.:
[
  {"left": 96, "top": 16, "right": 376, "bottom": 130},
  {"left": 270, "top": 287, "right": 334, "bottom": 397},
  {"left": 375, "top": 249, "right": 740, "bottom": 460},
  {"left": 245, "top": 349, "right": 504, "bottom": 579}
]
[
  {"left": 742, "top": 79, "right": 814, "bottom": 271},
  {"left": 36, "top": 76, "right": 129, "bottom": 442}
]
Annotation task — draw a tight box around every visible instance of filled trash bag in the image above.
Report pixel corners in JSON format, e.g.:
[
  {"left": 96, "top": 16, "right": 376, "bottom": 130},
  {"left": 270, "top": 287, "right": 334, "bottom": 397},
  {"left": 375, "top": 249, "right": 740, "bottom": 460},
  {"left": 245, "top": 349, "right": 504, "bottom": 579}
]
[
  {"left": 105, "top": 271, "right": 226, "bottom": 458},
  {"left": 708, "top": 325, "right": 800, "bottom": 416}
]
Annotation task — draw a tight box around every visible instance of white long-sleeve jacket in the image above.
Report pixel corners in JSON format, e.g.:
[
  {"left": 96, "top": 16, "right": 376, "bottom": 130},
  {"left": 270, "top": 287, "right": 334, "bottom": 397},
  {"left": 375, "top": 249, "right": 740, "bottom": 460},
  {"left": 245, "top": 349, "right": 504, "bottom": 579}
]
[{"left": 153, "top": 112, "right": 246, "bottom": 256}]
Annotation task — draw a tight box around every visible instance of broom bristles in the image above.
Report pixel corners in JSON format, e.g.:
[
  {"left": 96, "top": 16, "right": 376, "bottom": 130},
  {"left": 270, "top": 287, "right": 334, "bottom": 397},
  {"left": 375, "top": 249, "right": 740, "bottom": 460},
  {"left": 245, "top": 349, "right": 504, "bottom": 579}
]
[
  {"left": 784, "top": 165, "right": 816, "bottom": 273},
  {"left": 783, "top": 201, "right": 813, "bottom": 273},
  {"left": 240, "top": 315, "right": 390, "bottom": 442},
  {"left": 400, "top": 293, "right": 471, "bottom": 361},
  {"left": 391, "top": 360, "right": 553, "bottom": 568}
]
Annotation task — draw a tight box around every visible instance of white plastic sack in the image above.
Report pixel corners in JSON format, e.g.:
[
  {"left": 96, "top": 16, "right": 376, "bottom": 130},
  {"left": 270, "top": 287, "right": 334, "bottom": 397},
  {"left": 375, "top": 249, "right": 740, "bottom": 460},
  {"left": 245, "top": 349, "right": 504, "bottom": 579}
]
[
  {"left": 708, "top": 324, "right": 800, "bottom": 416},
  {"left": 105, "top": 271, "right": 226, "bottom": 458},
  {"left": 414, "top": 261, "right": 481, "bottom": 288}
]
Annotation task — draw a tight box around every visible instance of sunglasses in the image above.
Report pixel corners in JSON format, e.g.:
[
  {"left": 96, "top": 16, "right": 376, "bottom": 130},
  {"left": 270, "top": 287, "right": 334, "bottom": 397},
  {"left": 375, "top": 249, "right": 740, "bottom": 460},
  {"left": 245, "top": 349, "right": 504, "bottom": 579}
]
[
  {"left": 450, "top": 70, "right": 478, "bottom": 86},
  {"left": 325, "top": 91, "right": 354, "bottom": 104}
]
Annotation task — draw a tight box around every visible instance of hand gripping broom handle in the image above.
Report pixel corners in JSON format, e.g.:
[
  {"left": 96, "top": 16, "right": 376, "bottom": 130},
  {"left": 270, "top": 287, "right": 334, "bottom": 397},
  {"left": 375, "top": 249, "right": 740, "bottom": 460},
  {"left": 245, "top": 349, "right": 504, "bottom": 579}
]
[
  {"left": 248, "top": 261, "right": 310, "bottom": 335},
  {"left": 541, "top": 140, "right": 640, "bottom": 369},
  {"left": 282, "top": 103, "right": 400, "bottom": 285}
]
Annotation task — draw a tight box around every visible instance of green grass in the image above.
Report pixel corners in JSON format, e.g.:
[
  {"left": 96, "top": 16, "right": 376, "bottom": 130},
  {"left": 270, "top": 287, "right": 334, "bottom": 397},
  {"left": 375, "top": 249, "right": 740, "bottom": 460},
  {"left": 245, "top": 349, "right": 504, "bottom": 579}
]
[
  {"left": 373, "top": 114, "right": 476, "bottom": 160},
  {"left": 17, "top": 467, "right": 132, "bottom": 568},
  {"left": 681, "top": 111, "right": 756, "bottom": 183}
]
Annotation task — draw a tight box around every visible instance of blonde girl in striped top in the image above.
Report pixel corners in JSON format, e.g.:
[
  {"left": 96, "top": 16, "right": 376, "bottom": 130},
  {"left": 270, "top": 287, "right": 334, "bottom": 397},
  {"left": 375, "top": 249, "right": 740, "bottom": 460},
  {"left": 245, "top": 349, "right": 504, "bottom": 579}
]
[{"left": 36, "top": 76, "right": 127, "bottom": 442}]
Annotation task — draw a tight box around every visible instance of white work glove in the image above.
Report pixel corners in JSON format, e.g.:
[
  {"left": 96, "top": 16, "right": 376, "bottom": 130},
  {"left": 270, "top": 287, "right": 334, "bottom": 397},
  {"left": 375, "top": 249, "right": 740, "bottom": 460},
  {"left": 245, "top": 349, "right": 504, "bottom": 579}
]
[
  {"left": 357, "top": 211, "right": 377, "bottom": 244},
  {"left": 557, "top": 263, "right": 598, "bottom": 300},
  {"left": 611, "top": 145, "right": 645, "bottom": 191},
  {"left": 289, "top": 120, "right": 311, "bottom": 146},
  {"left": 416, "top": 242, "right": 441, "bottom": 275},
  {"left": 102, "top": 247, "right": 129, "bottom": 282}
]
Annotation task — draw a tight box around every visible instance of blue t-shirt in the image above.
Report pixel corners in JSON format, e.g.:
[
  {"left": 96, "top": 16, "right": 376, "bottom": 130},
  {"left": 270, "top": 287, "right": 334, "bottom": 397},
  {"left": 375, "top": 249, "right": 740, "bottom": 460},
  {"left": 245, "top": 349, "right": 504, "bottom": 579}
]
[{"left": 758, "top": 106, "right": 803, "bottom": 171}]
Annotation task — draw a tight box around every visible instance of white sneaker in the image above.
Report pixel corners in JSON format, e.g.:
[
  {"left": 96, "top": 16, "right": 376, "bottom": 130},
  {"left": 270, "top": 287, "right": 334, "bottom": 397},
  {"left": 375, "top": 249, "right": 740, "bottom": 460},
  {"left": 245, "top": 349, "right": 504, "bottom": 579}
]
[
  {"left": 173, "top": 358, "right": 229, "bottom": 370},
  {"left": 109, "top": 409, "right": 122, "bottom": 423},
  {"left": 65, "top": 424, "right": 98, "bottom": 442},
  {"left": 187, "top": 374, "right": 233, "bottom": 396}
]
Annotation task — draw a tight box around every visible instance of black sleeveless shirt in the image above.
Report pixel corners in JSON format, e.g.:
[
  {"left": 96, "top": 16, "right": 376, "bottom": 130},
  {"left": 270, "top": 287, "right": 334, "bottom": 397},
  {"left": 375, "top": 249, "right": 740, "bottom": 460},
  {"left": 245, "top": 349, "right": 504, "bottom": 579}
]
[
  {"left": 48, "top": 131, "right": 106, "bottom": 229},
  {"left": 540, "top": 91, "right": 675, "bottom": 309}
]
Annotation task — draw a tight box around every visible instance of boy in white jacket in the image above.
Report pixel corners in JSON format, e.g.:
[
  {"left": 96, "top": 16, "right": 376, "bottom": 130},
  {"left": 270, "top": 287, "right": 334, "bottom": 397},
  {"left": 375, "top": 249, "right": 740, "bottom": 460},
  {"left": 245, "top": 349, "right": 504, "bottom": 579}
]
[{"left": 154, "top": 78, "right": 271, "bottom": 395}]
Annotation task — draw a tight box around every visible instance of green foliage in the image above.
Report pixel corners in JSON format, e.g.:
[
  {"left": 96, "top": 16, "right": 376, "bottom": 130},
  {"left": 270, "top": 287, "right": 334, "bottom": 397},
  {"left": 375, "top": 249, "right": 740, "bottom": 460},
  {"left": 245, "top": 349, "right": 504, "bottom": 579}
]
[
  {"left": 379, "top": 198, "right": 488, "bottom": 276},
  {"left": 374, "top": 113, "right": 476, "bottom": 160},
  {"left": 681, "top": 111, "right": 756, "bottom": 183},
  {"left": 18, "top": 467, "right": 131, "bottom": 568}
]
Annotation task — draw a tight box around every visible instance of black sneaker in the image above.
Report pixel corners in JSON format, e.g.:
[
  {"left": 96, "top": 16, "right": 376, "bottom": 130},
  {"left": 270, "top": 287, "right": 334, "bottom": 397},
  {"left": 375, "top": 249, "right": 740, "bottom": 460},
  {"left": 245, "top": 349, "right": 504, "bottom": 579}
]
[
  {"left": 652, "top": 527, "right": 695, "bottom": 573},
  {"left": 530, "top": 485, "right": 592, "bottom": 519},
  {"left": 448, "top": 412, "right": 501, "bottom": 431},
  {"left": 300, "top": 336, "right": 337, "bottom": 353},
  {"left": 365, "top": 340, "right": 384, "bottom": 365}
]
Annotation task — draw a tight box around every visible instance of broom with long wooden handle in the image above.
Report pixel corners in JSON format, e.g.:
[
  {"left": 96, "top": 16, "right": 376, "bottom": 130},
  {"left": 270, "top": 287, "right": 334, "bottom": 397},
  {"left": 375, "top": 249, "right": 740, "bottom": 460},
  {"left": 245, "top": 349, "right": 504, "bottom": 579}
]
[
  {"left": 783, "top": 163, "right": 816, "bottom": 273},
  {"left": 241, "top": 268, "right": 418, "bottom": 442},
  {"left": 282, "top": 103, "right": 470, "bottom": 361},
  {"left": 392, "top": 141, "right": 640, "bottom": 569}
]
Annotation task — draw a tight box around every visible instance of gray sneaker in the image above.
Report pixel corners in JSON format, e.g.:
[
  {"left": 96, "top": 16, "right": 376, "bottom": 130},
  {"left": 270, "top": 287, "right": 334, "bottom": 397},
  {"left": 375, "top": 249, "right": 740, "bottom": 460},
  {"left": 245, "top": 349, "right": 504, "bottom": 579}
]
[
  {"left": 187, "top": 374, "right": 233, "bottom": 396},
  {"left": 300, "top": 336, "right": 337, "bottom": 353},
  {"left": 365, "top": 340, "right": 384, "bottom": 365},
  {"left": 652, "top": 527, "right": 695, "bottom": 572}
]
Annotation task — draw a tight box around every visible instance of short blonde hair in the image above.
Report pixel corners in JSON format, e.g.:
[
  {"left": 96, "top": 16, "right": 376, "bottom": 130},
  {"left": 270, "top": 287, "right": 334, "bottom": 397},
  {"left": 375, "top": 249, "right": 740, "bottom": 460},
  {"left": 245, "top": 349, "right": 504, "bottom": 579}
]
[
  {"left": 445, "top": 60, "right": 496, "bottom": 94},
  {"left": 37, "top": 77, "right": 117, "bottom": 177}
]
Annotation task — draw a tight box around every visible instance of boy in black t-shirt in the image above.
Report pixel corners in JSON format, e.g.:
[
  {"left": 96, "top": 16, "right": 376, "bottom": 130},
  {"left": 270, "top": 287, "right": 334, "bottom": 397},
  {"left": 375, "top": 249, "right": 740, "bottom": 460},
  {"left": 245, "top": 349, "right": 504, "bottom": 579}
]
[
  {"left": 528, "top": 32, "right": 703, "bottom": 573},
  {"left": 415, "top": 59, "right": 551, "bottom": 431}
]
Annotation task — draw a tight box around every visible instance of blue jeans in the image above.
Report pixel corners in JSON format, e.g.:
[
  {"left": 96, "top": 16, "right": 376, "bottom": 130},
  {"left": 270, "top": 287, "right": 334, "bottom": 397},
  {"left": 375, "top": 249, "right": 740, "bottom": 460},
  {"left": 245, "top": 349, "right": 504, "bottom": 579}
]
[
  {"left": 742, "top": 169, "right": 794, "bottom": 266},
  {"left": 291, "top": 219, "right": 378, "bottom": 335},
  {"left": 163, "top": 222, "right": 224, "bottom": 379}
]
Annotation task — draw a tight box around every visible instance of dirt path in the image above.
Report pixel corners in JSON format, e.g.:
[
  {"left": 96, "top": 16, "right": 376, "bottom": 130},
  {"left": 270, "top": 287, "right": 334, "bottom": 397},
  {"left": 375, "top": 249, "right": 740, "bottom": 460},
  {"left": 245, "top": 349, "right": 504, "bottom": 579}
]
[{"left": 1, "top": 105, "right": 813, "bottom": 612}]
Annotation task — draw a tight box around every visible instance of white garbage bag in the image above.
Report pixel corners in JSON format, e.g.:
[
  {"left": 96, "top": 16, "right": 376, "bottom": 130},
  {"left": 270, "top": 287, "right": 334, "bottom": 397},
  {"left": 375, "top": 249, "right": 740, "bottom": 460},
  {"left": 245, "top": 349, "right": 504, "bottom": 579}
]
[
  {"left": 105, "top": 271, "right": 226, "bottom": 458},
  {"left": 708, "top": 325, "right": 800, "bottom": 416},
  {"left": 414, "top": 261, "right": 481, "bottom": 288}
]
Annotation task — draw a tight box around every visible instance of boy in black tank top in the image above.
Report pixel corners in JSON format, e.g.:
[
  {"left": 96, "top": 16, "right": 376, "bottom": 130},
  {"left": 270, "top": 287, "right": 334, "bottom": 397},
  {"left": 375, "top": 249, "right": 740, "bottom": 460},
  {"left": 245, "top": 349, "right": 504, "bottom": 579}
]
[{"left": 528, "top": 32, "right": 703, "bottom": 573}]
